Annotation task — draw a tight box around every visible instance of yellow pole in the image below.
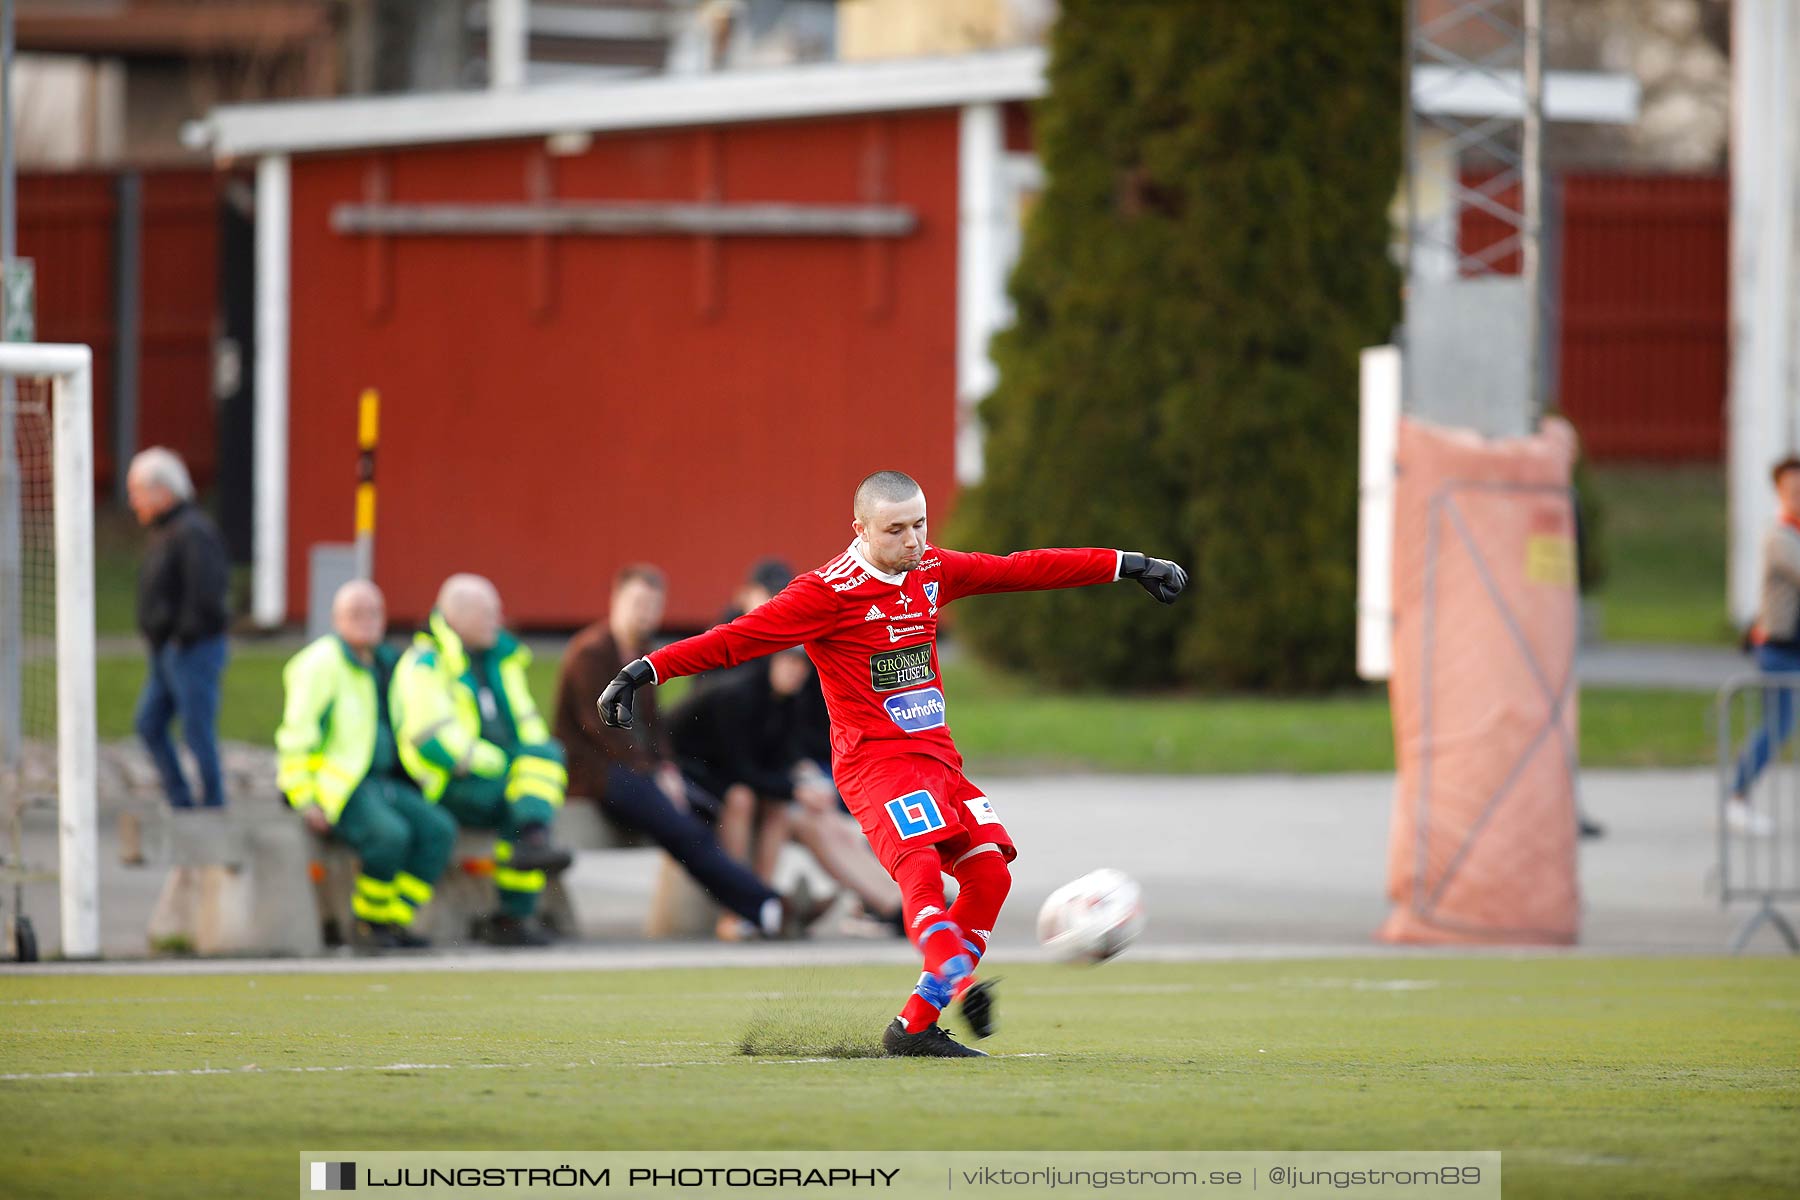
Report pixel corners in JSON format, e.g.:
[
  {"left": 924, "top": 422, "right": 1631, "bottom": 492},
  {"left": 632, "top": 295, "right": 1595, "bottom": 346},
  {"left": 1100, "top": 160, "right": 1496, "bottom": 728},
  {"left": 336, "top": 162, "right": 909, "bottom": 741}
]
[{"left": 354, "top": 388, "right": 378, "bottom": 580}]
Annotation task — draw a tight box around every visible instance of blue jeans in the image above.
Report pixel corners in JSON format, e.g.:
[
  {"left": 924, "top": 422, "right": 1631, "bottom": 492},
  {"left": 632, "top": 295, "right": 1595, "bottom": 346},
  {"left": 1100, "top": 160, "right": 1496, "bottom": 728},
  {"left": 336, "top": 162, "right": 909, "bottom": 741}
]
[
  {"left": 133, "top": 635, "right": 229, "bottom": 808},
  {"left": 1731, "top": 643, "right": 1800, "bottom": 796}
]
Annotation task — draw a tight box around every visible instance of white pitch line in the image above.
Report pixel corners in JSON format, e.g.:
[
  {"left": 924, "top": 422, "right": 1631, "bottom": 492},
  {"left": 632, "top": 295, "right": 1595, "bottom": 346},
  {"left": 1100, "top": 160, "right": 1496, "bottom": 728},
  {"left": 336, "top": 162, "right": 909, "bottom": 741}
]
[
  {"left": 0, "top": 1061, "right": 532, "bottom": 1083},
  {"left": 0, "top": 993, "right": 384, "bottom": 1007},
  {"left": 0, "top": 996, "right": 232, "bottom": 1007},
  {"left": 0, "top": 1051, "right": 1056, "bottom": 1082}
]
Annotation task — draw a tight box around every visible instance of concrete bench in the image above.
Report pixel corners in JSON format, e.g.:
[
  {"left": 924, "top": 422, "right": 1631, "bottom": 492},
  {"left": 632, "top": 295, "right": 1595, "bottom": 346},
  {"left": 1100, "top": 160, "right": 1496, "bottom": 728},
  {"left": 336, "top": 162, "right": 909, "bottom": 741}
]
[
  {"left": 138, "top": 805, "right": 325, "bottom": 957},
  {"left": 139, "top": 795, "right": 720, "bottom": 953},
  {"left": 308, "top": 797, "right": 721, "bottom": 945}
]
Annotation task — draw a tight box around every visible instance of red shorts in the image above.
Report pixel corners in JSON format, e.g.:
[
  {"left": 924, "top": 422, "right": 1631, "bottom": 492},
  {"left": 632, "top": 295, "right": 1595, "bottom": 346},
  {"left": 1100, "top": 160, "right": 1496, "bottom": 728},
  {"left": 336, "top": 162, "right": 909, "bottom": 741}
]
[{"left": 836, "top": 752, "right": 1016, "bottom": 876}]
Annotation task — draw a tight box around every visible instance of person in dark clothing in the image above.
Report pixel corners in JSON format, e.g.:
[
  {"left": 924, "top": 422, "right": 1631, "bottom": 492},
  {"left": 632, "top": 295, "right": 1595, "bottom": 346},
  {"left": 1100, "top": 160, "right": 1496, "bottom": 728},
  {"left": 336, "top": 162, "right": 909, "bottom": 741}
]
[
  {"left": 671, "top": 648, "right": 904, "bottom": 935},
  {"left": 673, "top": 647, "right": 806, "bottom": 890},
  {"left": 705, "top": 558, "right": 833, "bottom": 770},
  {"left": 127, "top": 447, "right": 230, "bottom": 809},
  {"left": 736, "top": 558, "right": 800, "bottom": 623},
  {"left": 673, "top": 649, "right": 813, "bottom": 807},
  {"left": 552, "top": 564, "right": 827, "bottom": 939}
]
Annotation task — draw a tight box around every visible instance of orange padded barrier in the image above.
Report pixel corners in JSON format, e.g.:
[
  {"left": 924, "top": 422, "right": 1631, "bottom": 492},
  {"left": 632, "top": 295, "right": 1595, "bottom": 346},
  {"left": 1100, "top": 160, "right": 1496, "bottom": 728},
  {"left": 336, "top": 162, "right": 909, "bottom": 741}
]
[{"left": 1380, "top": 416, "right": 1580, "bottom": 945}]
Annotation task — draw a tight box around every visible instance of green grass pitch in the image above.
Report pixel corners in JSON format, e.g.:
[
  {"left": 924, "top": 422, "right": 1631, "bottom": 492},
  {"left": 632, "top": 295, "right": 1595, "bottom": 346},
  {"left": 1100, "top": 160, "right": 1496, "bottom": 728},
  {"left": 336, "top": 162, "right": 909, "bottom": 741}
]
[{"left": 2, "top": 957, "right": 1795, "bottom": 1199}]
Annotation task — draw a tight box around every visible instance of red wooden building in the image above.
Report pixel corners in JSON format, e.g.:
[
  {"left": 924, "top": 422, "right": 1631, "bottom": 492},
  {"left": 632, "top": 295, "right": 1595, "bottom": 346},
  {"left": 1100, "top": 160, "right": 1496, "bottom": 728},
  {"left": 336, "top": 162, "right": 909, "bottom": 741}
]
[
  {"left": 196, "top": 51, "right": 1043, "bottom": 629},
  {"left": 18, "top": 170, "right": 220, "bottom": 491},
  {"left": 1459, "top": 171, "right": 1729, "bottom": 461}
]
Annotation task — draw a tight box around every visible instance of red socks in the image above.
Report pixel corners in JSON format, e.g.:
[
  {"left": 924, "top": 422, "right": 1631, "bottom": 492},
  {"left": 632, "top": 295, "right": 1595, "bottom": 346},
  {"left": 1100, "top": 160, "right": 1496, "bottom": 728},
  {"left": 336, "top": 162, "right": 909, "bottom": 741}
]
[
  {"left": 893, "top": 849, "right": 967, "bottom": 1031},
  {"left": 893, "top": 847, "right": 1012, "bottom": 1032},
  {"left": 945, "top": 848, "right": 1011, "bottom": 965}
]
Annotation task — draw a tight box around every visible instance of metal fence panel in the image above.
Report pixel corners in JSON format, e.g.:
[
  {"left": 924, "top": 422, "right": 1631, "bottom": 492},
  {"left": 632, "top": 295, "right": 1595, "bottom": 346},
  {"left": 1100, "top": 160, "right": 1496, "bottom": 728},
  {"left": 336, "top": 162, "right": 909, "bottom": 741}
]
[{"left": 1715, "top": 674, "right": 1800, "bottom": 952}]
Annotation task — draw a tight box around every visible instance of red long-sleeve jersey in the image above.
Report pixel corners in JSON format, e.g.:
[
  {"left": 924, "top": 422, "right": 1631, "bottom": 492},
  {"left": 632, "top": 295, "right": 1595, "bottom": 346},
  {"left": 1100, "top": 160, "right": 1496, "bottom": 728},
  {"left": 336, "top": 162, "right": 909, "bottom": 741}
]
[{"left": 648, "top": 542, "right": 1122, "bottom": 773}]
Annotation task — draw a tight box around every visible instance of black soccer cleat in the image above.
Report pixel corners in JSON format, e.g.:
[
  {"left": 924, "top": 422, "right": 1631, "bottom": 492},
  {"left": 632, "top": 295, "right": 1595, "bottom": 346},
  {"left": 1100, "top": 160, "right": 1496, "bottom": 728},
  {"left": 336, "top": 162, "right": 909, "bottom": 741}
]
[
  {"left": 959, "top": 979, "right": 998, "bottom": 1040},
  {"left": 881, "top": 1018, "right": 989, "bottom": 1058}
]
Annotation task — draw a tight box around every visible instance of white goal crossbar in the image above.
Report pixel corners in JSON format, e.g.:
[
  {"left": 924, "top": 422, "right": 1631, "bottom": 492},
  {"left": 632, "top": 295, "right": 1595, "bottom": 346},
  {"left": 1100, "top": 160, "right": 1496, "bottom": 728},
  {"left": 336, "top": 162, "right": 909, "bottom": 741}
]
[{"left": 1, "top": 342, "right": 98, "bottom": 959}]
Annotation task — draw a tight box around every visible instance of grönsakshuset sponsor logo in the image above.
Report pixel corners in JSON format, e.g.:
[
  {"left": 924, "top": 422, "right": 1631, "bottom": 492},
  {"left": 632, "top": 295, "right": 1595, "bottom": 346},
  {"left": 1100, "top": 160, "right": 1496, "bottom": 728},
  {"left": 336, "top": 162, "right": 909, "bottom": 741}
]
[{"left": 868, "top": 642, "right": 934, "bottom": 693}]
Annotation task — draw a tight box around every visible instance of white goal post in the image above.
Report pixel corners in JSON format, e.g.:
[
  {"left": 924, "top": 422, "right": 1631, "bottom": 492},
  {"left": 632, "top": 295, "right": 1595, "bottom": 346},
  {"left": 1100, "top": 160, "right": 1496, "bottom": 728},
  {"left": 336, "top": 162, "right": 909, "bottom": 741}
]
[{"left": 0, "top": 342, "right": 98, "bottom": 959}]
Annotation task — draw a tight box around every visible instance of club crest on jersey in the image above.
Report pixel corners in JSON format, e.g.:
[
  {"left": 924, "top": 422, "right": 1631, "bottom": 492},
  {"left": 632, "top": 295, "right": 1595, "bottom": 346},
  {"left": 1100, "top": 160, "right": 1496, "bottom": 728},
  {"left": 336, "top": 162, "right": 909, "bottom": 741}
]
[
  {"left": 923, "top": 582, "right": 939, "bottom": 611},
  {"left": 883, "top": 686, "right": 947, "bottom": 733},
  {"left": 869, "top": 642, "right": 935, "bottom": 692}
]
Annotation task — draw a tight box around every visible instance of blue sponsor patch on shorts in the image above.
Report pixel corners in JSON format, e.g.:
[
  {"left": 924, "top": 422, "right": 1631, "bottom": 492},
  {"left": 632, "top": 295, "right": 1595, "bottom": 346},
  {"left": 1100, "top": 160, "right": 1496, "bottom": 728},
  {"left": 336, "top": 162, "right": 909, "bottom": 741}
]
[
  {"left": 887, "top": 790, "right": 946, "bottom": 838},
  {"left": 883, "top": 686, "right": 947, "bottom": 733}
]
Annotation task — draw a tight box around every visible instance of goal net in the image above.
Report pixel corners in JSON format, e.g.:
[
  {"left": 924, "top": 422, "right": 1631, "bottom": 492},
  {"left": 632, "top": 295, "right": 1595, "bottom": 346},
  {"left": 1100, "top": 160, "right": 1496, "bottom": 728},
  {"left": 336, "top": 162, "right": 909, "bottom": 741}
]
[{"left": 0, "top": 343, "right": 98, "bottom": 959}]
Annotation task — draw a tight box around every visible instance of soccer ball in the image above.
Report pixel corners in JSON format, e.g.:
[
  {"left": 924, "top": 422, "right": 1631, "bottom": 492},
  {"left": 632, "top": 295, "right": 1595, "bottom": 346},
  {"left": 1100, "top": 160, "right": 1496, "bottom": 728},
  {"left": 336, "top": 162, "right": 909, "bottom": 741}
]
[{"left": 1036, "top": 868, "right": 1145, "bottom": 963}]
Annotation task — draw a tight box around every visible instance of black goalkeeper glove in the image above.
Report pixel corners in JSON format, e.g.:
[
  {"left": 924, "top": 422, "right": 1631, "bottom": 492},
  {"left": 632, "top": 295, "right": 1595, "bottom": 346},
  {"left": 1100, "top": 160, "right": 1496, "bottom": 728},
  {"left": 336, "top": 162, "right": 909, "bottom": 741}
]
[
  {"left": 597, "top": 658, "right": 657, "bottom": 729},
  {"left": 1120, "top": 552, "right": 1189, "bottom": 605}
]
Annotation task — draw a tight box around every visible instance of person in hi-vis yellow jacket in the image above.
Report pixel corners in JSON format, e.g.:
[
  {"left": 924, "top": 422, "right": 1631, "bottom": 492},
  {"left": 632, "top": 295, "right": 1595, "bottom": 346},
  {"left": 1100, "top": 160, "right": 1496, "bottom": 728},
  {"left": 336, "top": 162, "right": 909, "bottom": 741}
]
[
  {"left": 392, "top": 574, "right": 571, "bottom": 946},
  {"left": 276, "top": 580, "right": 456, "bottom": 950}
]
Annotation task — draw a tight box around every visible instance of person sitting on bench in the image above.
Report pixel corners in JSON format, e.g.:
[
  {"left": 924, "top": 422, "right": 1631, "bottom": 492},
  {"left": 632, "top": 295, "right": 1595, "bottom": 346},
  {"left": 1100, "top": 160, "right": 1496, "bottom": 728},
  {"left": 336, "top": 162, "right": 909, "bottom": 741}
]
[{"left": 276, "top": 580, "right": 456, "bottom": 950}]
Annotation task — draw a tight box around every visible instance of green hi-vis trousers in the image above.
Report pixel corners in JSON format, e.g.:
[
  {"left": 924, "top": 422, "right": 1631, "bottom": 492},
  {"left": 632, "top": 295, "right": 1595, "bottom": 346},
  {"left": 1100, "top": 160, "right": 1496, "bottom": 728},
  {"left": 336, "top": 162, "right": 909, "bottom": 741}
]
[
  {"left": 435, "top": 753, "right": 562, "bottom": 920},
  {"left": 334, "top": 774, "right": 458, "bottom": 927}
]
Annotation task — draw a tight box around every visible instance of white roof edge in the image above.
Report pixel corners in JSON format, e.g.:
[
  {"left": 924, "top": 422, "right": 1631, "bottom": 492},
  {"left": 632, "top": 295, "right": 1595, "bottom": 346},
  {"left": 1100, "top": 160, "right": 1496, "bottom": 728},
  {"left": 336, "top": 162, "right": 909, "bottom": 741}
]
[
  {"left": 197, "top": 47, "right": 1048, "bottom": 159},
  {"left": 1413, "top": 66, "right": 1641, "bottom": 124}
]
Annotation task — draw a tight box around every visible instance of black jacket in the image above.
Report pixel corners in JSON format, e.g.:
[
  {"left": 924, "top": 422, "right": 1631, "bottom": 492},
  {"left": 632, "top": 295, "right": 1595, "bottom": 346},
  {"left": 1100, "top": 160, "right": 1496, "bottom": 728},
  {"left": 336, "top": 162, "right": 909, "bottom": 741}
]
[
  {"left": 692, "top": 602, "right": 831, "bottom": 764},
  {"left": 669, "top": 662, "right": 812, "bottom": 800},
  {"left": 136, "top": 501, "right": 230, "bottom": 648}
]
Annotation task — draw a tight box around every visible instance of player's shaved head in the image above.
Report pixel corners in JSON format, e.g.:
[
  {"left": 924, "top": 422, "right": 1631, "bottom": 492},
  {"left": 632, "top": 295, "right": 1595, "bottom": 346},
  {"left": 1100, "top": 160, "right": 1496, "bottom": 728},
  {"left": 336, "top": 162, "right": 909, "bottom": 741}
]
[
  {"left": 436, "top": 573, "right": 502, "bottom": 650},
  {"left": 853, "top": 470, "right": 923, "bottom": 525},
  {"left": 851, "top": 471, "right": 928, "bottom": 575}
]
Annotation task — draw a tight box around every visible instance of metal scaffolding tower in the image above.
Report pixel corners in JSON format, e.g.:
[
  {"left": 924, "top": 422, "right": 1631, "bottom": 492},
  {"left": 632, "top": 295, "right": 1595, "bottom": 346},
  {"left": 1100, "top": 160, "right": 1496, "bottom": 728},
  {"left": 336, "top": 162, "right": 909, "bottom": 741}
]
[{"left": 1403, "top": 0, "right": 1546, "bottom": 437}]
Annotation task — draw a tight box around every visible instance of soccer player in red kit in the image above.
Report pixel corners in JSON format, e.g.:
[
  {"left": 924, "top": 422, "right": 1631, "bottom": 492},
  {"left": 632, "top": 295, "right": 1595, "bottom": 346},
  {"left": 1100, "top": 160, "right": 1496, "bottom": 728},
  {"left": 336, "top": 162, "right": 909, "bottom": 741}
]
[{"left": 598, "top": 471, "right": 1187, "bottom": 1057}]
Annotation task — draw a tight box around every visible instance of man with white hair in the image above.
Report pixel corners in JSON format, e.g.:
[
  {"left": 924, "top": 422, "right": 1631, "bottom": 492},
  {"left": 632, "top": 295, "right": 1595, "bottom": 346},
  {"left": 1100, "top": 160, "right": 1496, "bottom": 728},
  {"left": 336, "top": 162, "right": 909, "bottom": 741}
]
[
  {"left": 277, "top": 581, "right": 456, "bottom": 949},
  {"left": 392, "top": 574, "right": 572, "bottom": 946},
  {"left": 127, "top": 446, "right": 231, "bottom": 809}
]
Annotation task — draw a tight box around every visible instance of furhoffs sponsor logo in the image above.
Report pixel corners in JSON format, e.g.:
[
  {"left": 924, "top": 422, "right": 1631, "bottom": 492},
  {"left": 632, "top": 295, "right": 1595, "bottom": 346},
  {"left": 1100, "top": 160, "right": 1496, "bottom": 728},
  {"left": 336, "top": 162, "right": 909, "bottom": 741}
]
[
  {"left": 868, "top": 643, "right": 934, "bottom": 693},
  {"left": 883, "top": 687, "right": 947, "bottom": 732},
  {"left": 310, "top": 1162, "right": 356, "bottom": 1191}
]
